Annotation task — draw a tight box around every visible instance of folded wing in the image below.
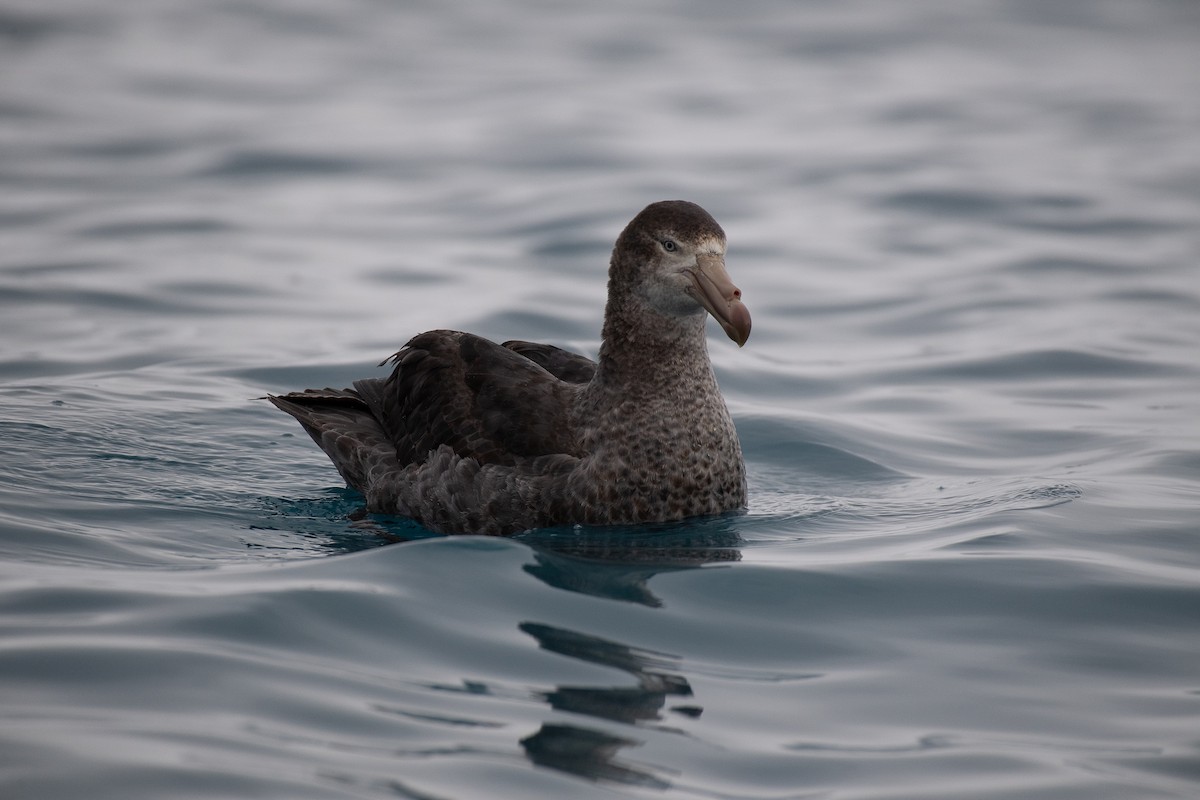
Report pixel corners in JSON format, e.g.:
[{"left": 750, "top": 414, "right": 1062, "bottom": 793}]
[{"left": 268, "top": 330, "right": 589, "bottom": 496}]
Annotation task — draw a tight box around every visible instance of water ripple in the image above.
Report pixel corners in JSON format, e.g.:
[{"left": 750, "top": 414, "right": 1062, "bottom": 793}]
[{"left": 2, "top": 1, "right": 1199, "bottom": 798}]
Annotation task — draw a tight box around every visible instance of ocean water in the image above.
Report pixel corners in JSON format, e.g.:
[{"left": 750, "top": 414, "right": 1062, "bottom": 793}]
[{"left": 2, "top": 0, "right": 1199, "bottom": 797}]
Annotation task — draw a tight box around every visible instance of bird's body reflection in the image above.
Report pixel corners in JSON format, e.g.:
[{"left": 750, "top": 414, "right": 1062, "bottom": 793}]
[
  {"left": 521, "top": 622, "right": 695, "bottom": 723},
  {"left": 342, "top": 514, "right": 745, "bottom": 787},
  {"left": 519, "top": 517, "right": 743, "bottom": 607},
  {"left": 518, "top": 622, "right": 696, "bottom": 787},
  {"left": 509, "top": 521, "right": 743, "bottom": 786},
  {"left": 520, "top": 724, "right": 672, "bottom": 789}
]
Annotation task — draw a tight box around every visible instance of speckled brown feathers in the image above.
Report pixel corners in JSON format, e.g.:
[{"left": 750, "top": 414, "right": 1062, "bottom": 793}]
[{"left": 268, "top": 200, "right": 750, "bottom": 535}]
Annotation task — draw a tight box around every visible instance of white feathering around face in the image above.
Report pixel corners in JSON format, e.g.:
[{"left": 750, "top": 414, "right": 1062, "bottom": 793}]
[{"left": 694, "top": 235, "right": 726, "bottom": 257}]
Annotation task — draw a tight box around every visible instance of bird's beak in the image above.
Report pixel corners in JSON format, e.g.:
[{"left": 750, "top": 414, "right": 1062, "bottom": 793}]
[{"left": 687, "top": 254, "right": 751, "bottom": 346}]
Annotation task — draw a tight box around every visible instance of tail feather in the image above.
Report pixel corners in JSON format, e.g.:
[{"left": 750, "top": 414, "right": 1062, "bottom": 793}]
[{"left": 266, "top": 390, "right": 401, "bottom": 491}]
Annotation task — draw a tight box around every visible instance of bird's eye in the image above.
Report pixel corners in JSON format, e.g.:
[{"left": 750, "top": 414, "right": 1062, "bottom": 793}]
[{"left": 661, "top": 239, "right": 677, "bottom": 252}]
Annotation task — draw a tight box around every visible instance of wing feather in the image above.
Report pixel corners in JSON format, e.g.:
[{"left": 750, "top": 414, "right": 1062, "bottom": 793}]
[
  {"left": 374, "top": 330, "right": 582, "bottom": 466},
  {"left": 502, "top": 340, "right": 597, "bottom": 384},
  {"left": 269, "top": 331, "right": 590, "bottom": 504}
]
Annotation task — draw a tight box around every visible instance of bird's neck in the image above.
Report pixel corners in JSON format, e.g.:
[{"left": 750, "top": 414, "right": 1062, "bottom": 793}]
[{"left": 592, "top": 293, "right": 714, "bottom": 395}]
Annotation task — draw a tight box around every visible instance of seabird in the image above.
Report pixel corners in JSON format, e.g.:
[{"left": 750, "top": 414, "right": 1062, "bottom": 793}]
[{"left": 268, "top": 200, "right": 751, "bottom": 534}]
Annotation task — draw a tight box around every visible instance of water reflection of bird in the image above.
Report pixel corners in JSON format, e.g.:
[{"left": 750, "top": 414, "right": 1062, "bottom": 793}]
[
  {"left": 519, "top": 622, "right": 699, "bottom": 788},
  {"left": 520, "top": 521, "right": 742, "bottom": 607}
]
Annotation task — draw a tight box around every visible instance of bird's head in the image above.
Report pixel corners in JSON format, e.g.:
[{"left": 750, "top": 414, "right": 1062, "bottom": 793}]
[{"left": 611, "top": 200, "right": 751, "bottom": 347}]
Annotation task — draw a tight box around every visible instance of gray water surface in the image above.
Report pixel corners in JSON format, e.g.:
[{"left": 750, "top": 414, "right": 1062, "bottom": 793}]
[{"left": 2, "top": 1, "right": 1199, "bottom": 798}]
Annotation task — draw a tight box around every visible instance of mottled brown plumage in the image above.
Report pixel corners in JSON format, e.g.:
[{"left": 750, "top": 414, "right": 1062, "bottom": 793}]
[{"left": 268, "top": 200, "right": 751, "bottom": 534}]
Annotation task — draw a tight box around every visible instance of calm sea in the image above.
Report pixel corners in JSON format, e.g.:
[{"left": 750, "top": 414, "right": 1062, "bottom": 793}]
[{"left": 2, "top": 1, "right": 1198, "bottom": 798}]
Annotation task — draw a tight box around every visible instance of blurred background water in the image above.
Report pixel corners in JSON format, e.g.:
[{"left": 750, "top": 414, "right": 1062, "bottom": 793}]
[{"left": 2, "top": 1, "right": 1199, "bottom": 797}]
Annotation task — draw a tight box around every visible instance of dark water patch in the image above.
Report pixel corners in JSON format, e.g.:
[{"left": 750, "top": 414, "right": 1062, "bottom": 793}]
[
  {"left": 0, "top": 100, "right": 52, "bottom": 121},
  {"left": 782, "top": 27, "right": 916, "bottom": 60},
  {"left": 667, "top": 90, "right": 744, "bottom": 117},
  {"left": 879, "top": 188, "right": 1032, "bottom": 217},
  {"left": 156, "top": 280, "right": 272, "bottom": 299},
  {"left": 880, "top": 188, "right": 1178, "bottom": 237},
  {"left": 948, "top": 419, "right": 1113, "bottom": 462},
  {"left": 884, "top": 348, "right": 1177, "bottom": 383},
  {"left": 225, "top": 362, "right": 386, "bottom": 392},
  {"left": 76, "top": 217, "right": 236, "bottom": 239},
  {"left": 1, "top": 258, "right": 116, "bottom": 277},
  {"left": 0, "top": 503, "right": 165, "bottom": 569},
  {"left": 1002, "top": 0, "right": 1197, "bottom": 34},
  {"left": 758, "top": 293, "right": 913, "bottom": 322},
  {"left": 362, "top": 266, "right": 455, "bottom": 286},
  {"left": 197, "top": 150, "right": 374, "bottom": 179},
  {"left": 841, "top": 393, "right": 949, "bottom": 415},
  {"left": 0, "top": 284, "right": 208, "bottom": 315},
  {"left": 0, "top": 208, "right": 64, "bottom": 229},
  {"left": 0, "top": 583, "right": 166, "bottom": 620},
  {"left": 877, "top": 100, "right": 967, "bottom": 125},
  {"left": 130, "top": 75, "right": 315, "bottom": 105},
  {"left": 63, "top": 137, "right": 184, "bottom": 160},
  {"left": 1007, "top": 214, "right": 1178, "bottom": 236},
  {"left": 583, "top": 31, "right": 664, "bottom": 64},
  {"left": 786, "top": 733, "right": 955, "bottom": 754},
  {"left": 0, "top": 8, "right": 67, "bottom": 44},
  {"left": 0, "top": 354, "right": 182, "bottom": 381},
  {"left": 721, "top": 365, "right": 841, "bottom": 403},
  {"left": 495, "top": 142, "right": 634, "bottom": 172},
  {"left": 1102, "top": 287, "right": 1200, "bottom": 309},
  {"left": 741, "top": 548, "right": 1188, "bottom": 638},
  {"left": 90, "top": 452, "right": 163, "bottom": 464},
  {"left": 468, "top": 309, "right": 594, "bottom": 343},
  {"left": 506, "top": 208, "right": 636, "bottom": 241},
  {"left": 528, "top": 237, "right": 612, "bottom": 262},
  {"left": 219, "top": 1, "right": 352, "bottom": 38},
  {"left": 1002, "top": 255, "right": 1141, "bottom": 277},
  {"left": 804, "top": 481, "right": 1084, "bottom": 539},
  {"left": 865, "top": 295, "right": 1050, "bottom": 337},
  {"left": 1066, "top": 98, "right": 1161, "bottom": 137},
  {"left": 739, "top": 414, "right": 907, "bottom": 485},
  {"left": 1108, "top": 753, "right": 1200, "bottom": 796},
  {"left": 1148, "top": 449, "right": 1200, "bottom": 482}
]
